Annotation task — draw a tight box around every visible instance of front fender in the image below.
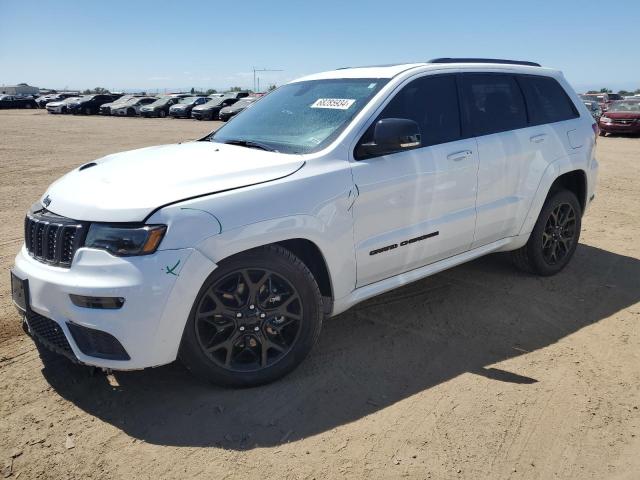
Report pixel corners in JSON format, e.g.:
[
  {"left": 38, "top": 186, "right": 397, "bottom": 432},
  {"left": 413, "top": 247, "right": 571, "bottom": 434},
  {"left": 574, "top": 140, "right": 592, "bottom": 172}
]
[{"left": 196, "top": 214, "right": 356, "bottom": 302}]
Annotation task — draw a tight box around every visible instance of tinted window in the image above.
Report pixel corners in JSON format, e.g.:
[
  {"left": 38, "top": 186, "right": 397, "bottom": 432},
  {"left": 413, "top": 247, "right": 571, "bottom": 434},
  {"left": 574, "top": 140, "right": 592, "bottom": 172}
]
[
  {"left": 363, "top": 75, "right": 461, "bottom": 149},
  {"left": 519, "top": 75, "right": 578, "bottom": 125},
  {"left": 460, "top": 74, "right": 527, "bottom": 136}
]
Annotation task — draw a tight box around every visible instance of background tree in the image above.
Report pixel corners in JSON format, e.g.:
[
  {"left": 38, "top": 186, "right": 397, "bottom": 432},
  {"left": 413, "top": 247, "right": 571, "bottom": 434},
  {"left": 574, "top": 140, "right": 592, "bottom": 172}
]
[
  {"left": 229, "top": 86, "right": 242, "bottom": 92},
  {"left": 599, "top": 87, "right": 612, "bottom": 93},
  {"left": 205, "top": 89, "right": 217, "bottom": 95},
  {"left": 190, "top": 87, "right": 195, "bottom": 94},
  {"left": 267, "top": 84, "right": 277, "bottom": 91}
]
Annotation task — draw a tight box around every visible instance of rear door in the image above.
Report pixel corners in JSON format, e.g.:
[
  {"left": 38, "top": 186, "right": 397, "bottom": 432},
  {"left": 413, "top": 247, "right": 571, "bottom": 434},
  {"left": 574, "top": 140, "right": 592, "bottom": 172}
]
[
  {"left": 351, "top": 74, "right": 479, "bottom": 287},
  {"left": 459, "top": 73, "right": 539, "bottom": 247}
]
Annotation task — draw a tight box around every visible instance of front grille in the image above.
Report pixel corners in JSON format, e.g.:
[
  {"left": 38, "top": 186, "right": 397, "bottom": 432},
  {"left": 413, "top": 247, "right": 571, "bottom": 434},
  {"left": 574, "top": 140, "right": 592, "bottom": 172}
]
[
  {"left": 26, "top": 310, "right": 77, "bottom": 361},
  {"left": 24, "top": 210, "right": 87, "bottom": 268},
  {"left": 612, "top": 119, "right": 635, "bottom": 125}
]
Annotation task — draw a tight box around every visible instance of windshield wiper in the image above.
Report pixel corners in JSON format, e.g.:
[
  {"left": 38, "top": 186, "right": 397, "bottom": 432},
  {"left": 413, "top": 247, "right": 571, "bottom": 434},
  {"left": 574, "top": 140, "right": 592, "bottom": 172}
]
[{"left": 223, "top": 139, "right": 277, "bottom": 152}]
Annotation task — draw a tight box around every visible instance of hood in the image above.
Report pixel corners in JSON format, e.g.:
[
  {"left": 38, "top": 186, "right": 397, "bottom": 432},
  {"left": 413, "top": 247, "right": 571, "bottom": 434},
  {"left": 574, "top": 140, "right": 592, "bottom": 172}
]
[
  {"left": 604, "top": 111, "right": 640, "bottom": 119},
  {"left": 42, "top": 141, "right": 305, "bottom": 222}
]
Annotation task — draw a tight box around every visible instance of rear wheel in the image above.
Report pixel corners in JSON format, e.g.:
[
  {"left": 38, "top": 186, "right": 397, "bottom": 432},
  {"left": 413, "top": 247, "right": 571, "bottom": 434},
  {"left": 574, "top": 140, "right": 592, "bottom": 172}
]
[
  {"left": 159, "top": 110, "right": 166, "bottom": 118},
  {"left": 179, "top": 245, "right": 323, "bottom": 387},
  {"left": 511, "top": 189, "right": 582, "bottom": 276}
]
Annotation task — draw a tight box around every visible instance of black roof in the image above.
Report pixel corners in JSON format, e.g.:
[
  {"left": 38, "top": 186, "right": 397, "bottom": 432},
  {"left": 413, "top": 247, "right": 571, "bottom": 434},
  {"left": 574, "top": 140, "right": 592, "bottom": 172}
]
[{"left": 429, "top": 58, "right": 541, "bottom": 67}]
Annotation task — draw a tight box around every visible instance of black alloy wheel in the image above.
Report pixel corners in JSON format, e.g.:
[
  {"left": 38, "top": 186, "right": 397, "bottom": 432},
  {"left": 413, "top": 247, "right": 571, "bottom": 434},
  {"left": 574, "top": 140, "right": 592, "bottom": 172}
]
[
  {"left": 541, "top": 203, "right": 577, "bottom": 265},
  {"left": 511, "top": 189, "right": 582, "bottom": 276},
  {"left": 195, "top": 268, "right": 302, "bottom": 372},
  {"left": 179, "top": 245, "right": 323, "bottom": 387}
]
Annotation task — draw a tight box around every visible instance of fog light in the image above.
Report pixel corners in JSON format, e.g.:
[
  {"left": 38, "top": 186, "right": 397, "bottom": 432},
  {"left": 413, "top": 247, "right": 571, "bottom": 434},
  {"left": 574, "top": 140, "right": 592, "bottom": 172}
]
[{"left": 69, "top": 294, "right": 125, "bottom": 309}]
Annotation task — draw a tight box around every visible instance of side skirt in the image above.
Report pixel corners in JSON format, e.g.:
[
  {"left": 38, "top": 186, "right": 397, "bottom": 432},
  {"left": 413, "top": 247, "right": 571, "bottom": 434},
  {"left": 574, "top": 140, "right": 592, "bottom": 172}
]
[{"left": 332, "top": 237, "right": 517, "bottom": 316}]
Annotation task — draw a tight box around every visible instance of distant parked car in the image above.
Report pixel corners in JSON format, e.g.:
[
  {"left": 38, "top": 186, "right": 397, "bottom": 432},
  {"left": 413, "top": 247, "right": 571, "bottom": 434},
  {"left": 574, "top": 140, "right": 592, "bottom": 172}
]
[
  {"left": 99, "top": 95, "right": 146, "bottom": 115},
  {"left": 35, "top": 93, "right": 77, "bottom": 109},
  {"left": 581, "top": 92, "right": 623, "bottom": 112},
  {"left": 598, "top": 100, "right": 640, "bottom": 136},
  {"left": 139, "top": 94, "right": 190, "bottom": 118},
  {"left": 582, "top": 100, "right": 602, "bottom": 120},
  {"left": 168, "top": 96, "right": 208, "bottom": 118},
  {"left": 0, "top": 95, "right": 38, "bottom": 109},
  {"left": 218, "top": 96, "right": 258, "bottom": 121},
  {"left": 46, "top": 96, "right": 82, "bottom": 114},
  {"left": 191, "top": 95, "right": 240, "bottom": 120},
  {"left": 67, "top": 94, "right": 121, "bottom": 115},
  {"left": 111, "top": 97, "right": 158, "bottom": 117}
]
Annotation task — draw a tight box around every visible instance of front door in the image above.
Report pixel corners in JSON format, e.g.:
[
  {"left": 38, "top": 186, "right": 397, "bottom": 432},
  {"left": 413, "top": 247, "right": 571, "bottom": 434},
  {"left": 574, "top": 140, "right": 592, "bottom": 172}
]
[{"left": 350, "top": 74, "right": 479, "bottom": 287}]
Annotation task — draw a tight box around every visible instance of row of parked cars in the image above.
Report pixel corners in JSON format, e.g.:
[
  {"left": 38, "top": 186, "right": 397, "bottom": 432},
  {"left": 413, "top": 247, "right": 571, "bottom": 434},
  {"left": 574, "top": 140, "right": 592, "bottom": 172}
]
[
  {"left": 39, "top": 91, "right": 259, "bottom": 121},
  {"left": 578, "top": 93, "right": 640, "bottom": 136}
]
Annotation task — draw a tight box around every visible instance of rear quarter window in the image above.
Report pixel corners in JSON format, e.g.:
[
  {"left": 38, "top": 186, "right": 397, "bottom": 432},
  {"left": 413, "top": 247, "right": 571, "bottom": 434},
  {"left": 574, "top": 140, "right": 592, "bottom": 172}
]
[{"left": 518, "top": 75, "right": 578, "bottom": 125}]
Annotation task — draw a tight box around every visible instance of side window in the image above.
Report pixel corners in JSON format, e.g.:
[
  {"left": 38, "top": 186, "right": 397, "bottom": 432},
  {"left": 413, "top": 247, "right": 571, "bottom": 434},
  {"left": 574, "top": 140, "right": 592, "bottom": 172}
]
[
  {"left": 518, "top": 75, "right": 578, "bottom": 125},
  {"left": 460, "top": 74, "right": 527, "bottom": 136},
  {"left": 361, "top": 74, "right": 461, "bottom": 149}
]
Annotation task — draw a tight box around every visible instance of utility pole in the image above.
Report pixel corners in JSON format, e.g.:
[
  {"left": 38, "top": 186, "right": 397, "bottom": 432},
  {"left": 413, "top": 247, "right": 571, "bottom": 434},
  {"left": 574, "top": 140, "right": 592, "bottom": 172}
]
[{"left": 253, "top": 67, "right": 283, "bottom": 92}]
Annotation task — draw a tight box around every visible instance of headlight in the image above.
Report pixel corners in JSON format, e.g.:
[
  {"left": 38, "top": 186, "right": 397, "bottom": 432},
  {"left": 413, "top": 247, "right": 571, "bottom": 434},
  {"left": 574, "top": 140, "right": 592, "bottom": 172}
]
[
  {"left": 600, "top": 116, "right": 612, "bottom": 123},
  {"left": 85, "top": 224, "right": 166, "bottom": 256}
]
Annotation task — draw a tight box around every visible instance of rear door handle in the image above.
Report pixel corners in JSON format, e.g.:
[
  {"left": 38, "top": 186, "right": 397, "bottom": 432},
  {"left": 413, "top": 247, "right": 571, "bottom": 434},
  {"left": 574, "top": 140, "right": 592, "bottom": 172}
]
[
  {"left": 530, "top": 134, "right": 547, "bottom": 143},
  {"left": 447, "top": 150, "right": 473, "bottom": 162}
]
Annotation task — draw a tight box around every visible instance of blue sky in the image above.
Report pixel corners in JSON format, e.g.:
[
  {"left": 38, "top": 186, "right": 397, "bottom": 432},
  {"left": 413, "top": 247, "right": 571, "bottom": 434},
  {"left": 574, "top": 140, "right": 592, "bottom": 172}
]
[{"left": 1, "top": 0, "right": 638, "bottom": 93}]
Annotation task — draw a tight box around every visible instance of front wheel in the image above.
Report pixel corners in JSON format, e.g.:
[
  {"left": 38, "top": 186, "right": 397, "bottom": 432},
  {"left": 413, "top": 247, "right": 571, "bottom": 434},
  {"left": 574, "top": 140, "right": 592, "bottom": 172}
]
[
  {"left": 511, "top": 189, "right": 582, "bottom": 276},
  {"left": 83, "top": 106, "right": 92, "bottom": 115},
  {"left": 159, "top": 110, "right": 166, "bottom": 118},
  {"left": 179, "top": 245, "right": 323, "bottom": 387}
]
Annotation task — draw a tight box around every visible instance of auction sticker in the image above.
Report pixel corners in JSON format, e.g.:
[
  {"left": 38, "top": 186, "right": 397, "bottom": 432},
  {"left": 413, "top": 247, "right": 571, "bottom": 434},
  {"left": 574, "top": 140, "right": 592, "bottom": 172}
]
[{"left": 310, "top": 98, "right": 356, "bottom": 110}]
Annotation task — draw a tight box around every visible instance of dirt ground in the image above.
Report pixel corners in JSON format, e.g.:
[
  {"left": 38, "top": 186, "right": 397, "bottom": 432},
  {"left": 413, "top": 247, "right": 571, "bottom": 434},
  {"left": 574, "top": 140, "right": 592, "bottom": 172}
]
[{"left": 0, "top": 110, "right": 638, "bottom": 479}]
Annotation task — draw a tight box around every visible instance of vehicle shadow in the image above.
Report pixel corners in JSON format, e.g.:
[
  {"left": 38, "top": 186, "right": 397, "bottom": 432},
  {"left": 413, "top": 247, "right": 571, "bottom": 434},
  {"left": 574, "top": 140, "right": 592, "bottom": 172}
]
[{"left": 39, "top": 243, "right": 640, "bottom": 449}]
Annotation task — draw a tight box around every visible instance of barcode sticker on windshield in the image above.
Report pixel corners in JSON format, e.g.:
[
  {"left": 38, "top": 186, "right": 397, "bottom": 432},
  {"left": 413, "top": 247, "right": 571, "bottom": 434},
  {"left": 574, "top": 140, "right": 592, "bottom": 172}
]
[{"left": 310, "top": 98, "right": 356, "bottom": 110}]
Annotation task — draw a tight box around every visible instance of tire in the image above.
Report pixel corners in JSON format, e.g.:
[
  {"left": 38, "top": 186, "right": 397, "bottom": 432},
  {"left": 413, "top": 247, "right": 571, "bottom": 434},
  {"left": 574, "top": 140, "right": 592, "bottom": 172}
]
[
  {"left": 159, "top": 110, "right": 166, "bottom": 118},
  {"left": 599, "top": 130, "right": 606, "bottom": 137},
  {"left": 127, "top": 107, "right": 135, "bottom": 117},
  {"left": 511, "top": 189, "right": 582, "bottom": 276},
  {"left": 25, "top": 103, "right": 32, "bottom": 109},
  {"left": 179, "top": 245, "right": 323, "bottom": 387},
  {"left": 83, "top": 106, "right": 91, "bottom": 115}
]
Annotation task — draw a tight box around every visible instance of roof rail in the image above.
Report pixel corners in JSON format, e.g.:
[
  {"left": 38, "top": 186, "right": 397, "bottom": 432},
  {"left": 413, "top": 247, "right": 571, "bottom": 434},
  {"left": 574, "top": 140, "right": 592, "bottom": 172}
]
[{"left": 429, "top": 58, "right": 541, "bottom": 67}]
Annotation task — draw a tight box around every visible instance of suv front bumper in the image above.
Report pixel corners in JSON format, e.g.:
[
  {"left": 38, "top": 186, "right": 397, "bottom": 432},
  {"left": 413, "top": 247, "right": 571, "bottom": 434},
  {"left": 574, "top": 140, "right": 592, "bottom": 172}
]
[{"left": 12, "top": 245, "right": 216, "bottom": 370}]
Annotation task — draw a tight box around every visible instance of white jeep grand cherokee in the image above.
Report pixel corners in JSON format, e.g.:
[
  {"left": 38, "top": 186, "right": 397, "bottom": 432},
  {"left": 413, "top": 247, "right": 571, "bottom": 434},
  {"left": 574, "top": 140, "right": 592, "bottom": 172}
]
[{"left": 11, "top": 58, "right": 598, "bottom": 386}]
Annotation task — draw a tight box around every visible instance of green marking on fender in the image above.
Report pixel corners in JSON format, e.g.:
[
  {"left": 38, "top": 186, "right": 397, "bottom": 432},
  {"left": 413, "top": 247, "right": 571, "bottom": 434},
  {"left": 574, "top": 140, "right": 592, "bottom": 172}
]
[{"left": 165, "top": 259, "right": 180, "bottom": 276}]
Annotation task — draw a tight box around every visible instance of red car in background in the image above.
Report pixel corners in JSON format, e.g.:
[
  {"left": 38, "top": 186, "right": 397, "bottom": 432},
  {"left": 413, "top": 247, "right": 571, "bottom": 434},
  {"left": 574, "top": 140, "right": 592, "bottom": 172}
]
[
  {"left": 581, "top": 92, "right": 623, "bottom": 112},
  {"left": 598, "top": 100, "right": 640, "bottom": 136}
]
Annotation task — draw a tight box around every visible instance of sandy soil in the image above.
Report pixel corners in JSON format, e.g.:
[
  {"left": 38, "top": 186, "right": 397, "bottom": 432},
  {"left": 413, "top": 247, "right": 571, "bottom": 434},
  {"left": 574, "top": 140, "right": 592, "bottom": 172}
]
[{"left": 0, "top": 110, "right": 638, "bottom": 479}]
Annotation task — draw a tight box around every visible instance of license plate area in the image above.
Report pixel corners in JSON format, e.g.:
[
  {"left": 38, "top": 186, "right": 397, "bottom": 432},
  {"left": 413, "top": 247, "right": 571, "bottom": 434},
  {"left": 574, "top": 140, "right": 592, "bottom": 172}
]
[{"left": 10, "top": 271, "right": 29, "bottom": 313}]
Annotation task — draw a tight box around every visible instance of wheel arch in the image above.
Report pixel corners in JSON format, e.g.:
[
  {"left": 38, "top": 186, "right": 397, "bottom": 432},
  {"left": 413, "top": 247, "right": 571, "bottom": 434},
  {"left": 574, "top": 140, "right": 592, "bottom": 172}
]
[
  {"left": 548, "top": 169, "right": 587, "bottom": 213},
  {"left": 209, "top": 237, "right": 335, "bottom": 314},
  {"left": 519, "top": 156, "right": 589, "bottom": 236}
]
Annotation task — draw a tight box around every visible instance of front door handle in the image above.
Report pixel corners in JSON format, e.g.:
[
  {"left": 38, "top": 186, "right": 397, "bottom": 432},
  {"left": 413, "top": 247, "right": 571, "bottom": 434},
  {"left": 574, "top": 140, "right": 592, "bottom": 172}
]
[
  {"left": 447, "top": 150, "right": 473, "bottom": 162},
  {"left": 530, "top": 134, "right": 547, "bottom": 143}
]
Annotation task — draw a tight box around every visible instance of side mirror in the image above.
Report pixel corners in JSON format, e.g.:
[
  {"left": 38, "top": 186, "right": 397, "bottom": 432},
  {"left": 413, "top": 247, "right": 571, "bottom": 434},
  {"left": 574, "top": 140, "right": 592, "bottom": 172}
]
[{"left": 356, "top": 118, "right": 421, "bottom": 159}]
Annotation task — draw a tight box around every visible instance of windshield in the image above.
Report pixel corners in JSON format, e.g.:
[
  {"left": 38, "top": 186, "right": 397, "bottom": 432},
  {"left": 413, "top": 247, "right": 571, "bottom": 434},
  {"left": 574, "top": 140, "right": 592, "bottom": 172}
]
[
  {"left": 231, "top": 98, "right": 257, "bottom": 108},
  {"left": 211, "top": 79, "right": 387, "bottom": 154},
  {"left": 203, "top": 97, "right": 225, "bottom": 107},
  {"left": 179, "top": 96, "right": 200, "bottom": 104},
  {"left": 607, "top": 101, "right": 640, "bottom": 112},
  {"left": 112, "top": 95, "right": 134, "bottom": 105},
  {"left": 149, "top": 97, "right": 173, "bottom": 106}
]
